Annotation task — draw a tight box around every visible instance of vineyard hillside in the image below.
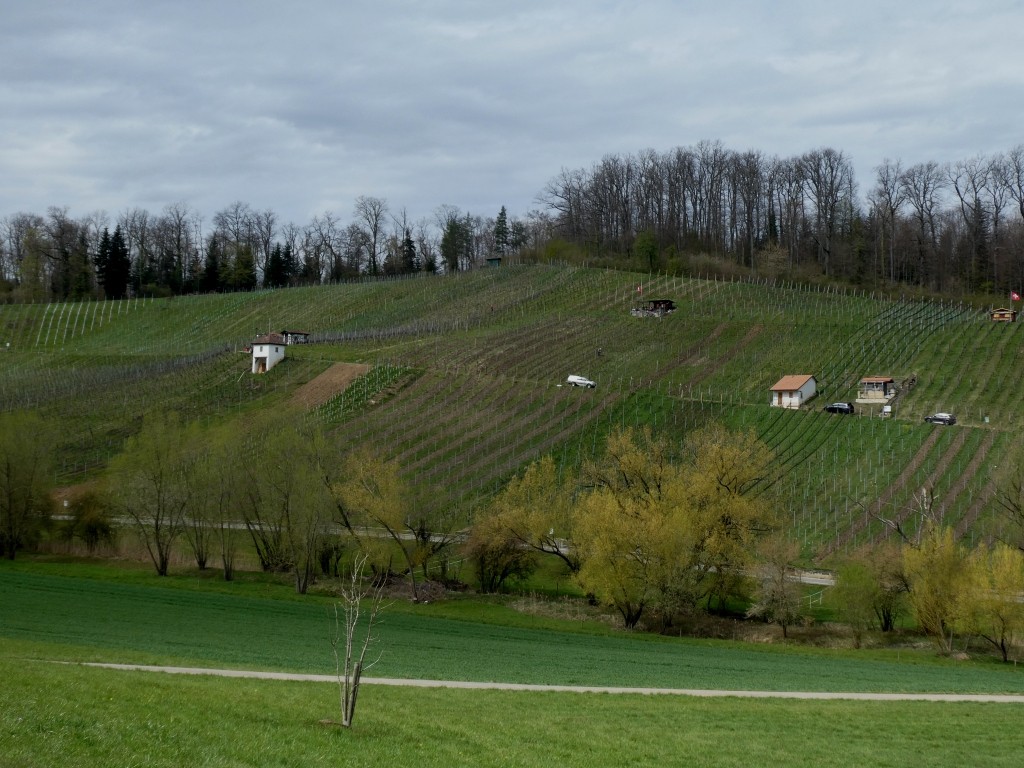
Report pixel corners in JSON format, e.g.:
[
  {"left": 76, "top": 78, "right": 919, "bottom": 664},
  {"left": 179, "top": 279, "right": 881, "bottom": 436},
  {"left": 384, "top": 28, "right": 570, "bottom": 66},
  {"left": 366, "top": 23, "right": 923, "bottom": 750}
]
[{"left": 2, "top": 264, "right": 1021, "bottom": 563}]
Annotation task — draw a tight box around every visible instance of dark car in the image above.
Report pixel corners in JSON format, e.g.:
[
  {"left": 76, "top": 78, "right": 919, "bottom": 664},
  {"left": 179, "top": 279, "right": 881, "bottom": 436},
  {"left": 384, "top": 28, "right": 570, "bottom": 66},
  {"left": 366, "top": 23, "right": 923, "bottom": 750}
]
[
  {"left": 924, "top": 412, "right": 956, "bottom": 425},
  {"left": 824, "top": 402, "right": 855, "bottom": 414}
]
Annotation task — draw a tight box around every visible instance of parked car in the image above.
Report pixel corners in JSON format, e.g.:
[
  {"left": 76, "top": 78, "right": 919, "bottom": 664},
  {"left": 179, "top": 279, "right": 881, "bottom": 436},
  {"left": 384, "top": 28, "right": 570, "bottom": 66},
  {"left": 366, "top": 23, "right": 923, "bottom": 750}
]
[
  {"left": 824, "top": 402, "right": 855, "bottom": 414},
  {"left": 924, "top": 412, "right": 956, "bottom": 425},
  {"left": 566, "top": 375, "right": 596, "bottom": 389}
]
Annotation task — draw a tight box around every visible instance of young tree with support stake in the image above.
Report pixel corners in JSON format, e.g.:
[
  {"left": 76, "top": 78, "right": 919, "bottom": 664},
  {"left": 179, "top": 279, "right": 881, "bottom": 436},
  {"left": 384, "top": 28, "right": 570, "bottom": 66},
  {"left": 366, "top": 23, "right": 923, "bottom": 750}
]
[{"left": 329, "top": 554, "right": 387, "bottom": 728}]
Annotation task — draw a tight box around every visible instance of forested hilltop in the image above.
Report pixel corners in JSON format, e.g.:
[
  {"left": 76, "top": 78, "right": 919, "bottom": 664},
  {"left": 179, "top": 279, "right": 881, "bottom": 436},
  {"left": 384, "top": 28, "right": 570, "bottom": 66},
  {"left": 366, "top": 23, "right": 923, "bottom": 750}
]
[{"left": 3, "top": 142, "right": 1024, "bottom": 305}]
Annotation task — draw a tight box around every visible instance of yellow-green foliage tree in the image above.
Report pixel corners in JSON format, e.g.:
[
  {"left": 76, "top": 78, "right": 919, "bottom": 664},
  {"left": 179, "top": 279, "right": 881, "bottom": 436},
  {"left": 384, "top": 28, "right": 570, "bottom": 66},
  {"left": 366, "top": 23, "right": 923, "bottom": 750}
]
[
  {"left": 681, "top": 423, "right": 776, "bottom": 610},
  {"left": 333, "top": 447, "right": 455, "bottom": 601},
  {"left": 828, "top": 560, "right": 880, "bottom": 648},
  {"left": 574, "top": 427, "right": 690, "bottom": 627},
  {"left": 463, "top": 511, "right": 538, "bottom": 593},
  {"left": 0, "top": 412, "right": 54, "bottom": 560},
  {"left": 219, "top": 411, "right": 331, "bottom": 593},
  {"left": 958, "top": 542, "right": 1024, "bottom": 662},
  {"left": 573, "top": 425, "right": 775, "bottom": 628},
  {"left": 902, "top": 525, "right": 969, "bottom": 653},
  {"left": 828, "top": 543, "right": 907, "bottom": 646},
  {"left": 235, "top": 414, "right": 333, "bottom": 593},
  {"left": 488, "top": 455, "right": 578, "bottom": 573}
]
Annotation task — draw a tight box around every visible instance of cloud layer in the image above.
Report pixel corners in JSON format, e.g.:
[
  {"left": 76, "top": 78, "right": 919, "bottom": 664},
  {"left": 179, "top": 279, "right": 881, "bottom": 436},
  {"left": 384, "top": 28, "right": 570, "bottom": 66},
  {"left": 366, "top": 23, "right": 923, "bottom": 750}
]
[{"left": 2, "top": 1, "right": 1021, "bottom": 225}]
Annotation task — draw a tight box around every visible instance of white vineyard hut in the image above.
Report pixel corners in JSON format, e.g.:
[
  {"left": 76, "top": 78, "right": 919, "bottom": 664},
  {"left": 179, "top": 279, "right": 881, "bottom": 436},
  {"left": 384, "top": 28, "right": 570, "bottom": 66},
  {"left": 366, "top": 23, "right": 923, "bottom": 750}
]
[
  {"left": 770, "top": 375, "right": 817, "bottom": 409},
  {"left": 252, "top": 332, "right": 287, "bottom": 374}
]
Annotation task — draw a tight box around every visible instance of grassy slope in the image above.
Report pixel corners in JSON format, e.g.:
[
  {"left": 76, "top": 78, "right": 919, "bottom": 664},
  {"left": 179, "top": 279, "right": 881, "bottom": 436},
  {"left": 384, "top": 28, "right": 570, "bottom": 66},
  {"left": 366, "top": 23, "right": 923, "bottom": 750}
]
[{"left": 1, "top": 265, "right": 1020, "bottom": 558}]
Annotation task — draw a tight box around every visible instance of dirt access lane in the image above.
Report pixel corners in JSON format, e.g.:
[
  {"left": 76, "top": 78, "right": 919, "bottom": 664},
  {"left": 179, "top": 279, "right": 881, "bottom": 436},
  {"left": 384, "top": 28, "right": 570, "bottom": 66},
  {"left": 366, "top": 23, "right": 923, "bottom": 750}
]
[
  {"left": 68, "top": 663, "right": 1024, "bottom": 703},
  {"left": 291, "top": 362, "right": 371, "bottom": 409}
]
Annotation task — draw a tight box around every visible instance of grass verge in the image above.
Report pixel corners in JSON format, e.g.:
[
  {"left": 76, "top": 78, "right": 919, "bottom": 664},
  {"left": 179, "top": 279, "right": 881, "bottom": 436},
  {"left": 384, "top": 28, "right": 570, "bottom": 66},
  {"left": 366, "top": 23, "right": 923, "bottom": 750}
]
[{"left": 1, "top": 657, "right": 1021, "bottom": 768}]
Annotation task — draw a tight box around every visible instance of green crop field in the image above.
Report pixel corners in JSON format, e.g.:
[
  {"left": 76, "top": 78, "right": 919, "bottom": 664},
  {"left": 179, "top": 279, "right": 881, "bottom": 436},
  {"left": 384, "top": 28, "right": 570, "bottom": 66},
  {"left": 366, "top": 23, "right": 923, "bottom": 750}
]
[
  {"left": 2, "top": 263, "right": 1021, "bottom": 558},
  {"left": 3, "top": 561, "right": 1024, "bottom": 767},
  {"left": 7, "top": 562, "right": 1024, "bottom": 693}
]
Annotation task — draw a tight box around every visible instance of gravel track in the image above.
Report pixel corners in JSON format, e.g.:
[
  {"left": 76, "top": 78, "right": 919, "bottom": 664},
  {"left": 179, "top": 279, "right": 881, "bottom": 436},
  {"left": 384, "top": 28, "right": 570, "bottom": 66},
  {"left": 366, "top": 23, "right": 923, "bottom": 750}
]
[{"left": 68, "top": 663, "right": 1024, "bottom": 703}]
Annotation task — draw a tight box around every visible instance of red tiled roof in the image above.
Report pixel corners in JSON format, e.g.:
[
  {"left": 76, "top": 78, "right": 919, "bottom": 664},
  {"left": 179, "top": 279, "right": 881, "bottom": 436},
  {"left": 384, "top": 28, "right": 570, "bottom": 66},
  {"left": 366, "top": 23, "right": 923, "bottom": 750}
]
[
  {"left": 770, "top": 374, "right": 815, "bottom": 391},
  {"left": 254, "top": 333, "right": 286, "bottom": 345}
]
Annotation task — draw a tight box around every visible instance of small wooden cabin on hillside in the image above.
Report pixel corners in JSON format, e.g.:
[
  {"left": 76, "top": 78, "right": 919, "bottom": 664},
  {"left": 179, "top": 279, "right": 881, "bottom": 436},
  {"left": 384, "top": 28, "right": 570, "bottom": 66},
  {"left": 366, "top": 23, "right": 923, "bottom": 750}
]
[
  {"left": 770, "top": 375, "right": 816, "bottom": 409},
  {"left": 858, "top": 376, "right": 896, "bottom": 402},
  {"left": 990, "top": 308, "right": 1017, "bottom": 322}
]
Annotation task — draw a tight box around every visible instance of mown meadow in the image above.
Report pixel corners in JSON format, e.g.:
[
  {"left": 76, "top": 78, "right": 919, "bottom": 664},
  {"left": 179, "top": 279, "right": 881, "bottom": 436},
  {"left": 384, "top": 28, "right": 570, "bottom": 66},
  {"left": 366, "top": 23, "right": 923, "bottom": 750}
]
[{"left": 3, "top": 559, "right": 1024, "bottom": 768}]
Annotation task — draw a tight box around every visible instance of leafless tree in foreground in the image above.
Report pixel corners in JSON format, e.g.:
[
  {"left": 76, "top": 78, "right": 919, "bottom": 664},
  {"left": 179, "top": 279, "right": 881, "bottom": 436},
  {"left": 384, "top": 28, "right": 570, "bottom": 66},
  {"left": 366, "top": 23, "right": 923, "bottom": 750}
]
[{"left": 329, "top": 554, "right": 387, "bottom": 728}]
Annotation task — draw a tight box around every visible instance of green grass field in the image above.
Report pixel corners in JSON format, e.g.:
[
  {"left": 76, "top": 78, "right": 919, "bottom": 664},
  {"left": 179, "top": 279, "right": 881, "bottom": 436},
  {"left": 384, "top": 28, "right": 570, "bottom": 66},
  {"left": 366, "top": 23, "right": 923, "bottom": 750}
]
[
  {"left": 3, "top": 658, "right": 1023, "bottom": 768},
  {"left": 3, "top": 559, "right": 1024, "bottom": 767},
  {"left": 3, "top": 560, "right": 1023, "bottom": 694}
]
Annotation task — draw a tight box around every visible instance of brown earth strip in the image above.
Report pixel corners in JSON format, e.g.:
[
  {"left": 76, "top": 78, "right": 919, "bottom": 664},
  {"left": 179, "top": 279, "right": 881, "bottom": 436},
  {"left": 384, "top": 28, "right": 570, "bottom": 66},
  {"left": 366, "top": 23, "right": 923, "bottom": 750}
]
[
  {"left": 291, "top": 362, "right": 370, "bottom": 409},
  {"left": 942, "top": 430, "right": 996, "bottom": 536},
  {"left": 863, "top": 428, "right": 969, "bottom": 549},
  {"left": 955, "top": 478, "right": 997, "bottom": 540}
]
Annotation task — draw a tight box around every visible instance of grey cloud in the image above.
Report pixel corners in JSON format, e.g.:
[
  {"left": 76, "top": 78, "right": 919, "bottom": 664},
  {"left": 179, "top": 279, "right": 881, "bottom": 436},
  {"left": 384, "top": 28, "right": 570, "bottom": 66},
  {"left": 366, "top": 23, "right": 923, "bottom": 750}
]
[{"left": 2, "top": 0, "right": 1022, "bottom": 226}]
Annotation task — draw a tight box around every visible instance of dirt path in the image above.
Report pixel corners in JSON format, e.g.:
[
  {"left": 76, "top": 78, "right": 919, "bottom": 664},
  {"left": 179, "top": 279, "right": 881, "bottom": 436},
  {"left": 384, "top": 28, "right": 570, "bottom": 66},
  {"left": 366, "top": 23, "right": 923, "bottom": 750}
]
[
  {"left": 69, "top": 663, "right": 1024, "bottom": 703},
  {"left": 291, "top": 362, "right": 371, "bottom": 409}
]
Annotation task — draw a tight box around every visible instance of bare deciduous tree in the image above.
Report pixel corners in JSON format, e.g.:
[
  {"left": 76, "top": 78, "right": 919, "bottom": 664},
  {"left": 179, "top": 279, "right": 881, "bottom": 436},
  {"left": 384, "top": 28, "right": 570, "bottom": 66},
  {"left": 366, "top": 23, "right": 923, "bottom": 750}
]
[
  {"left": 870, "top": 158, "right": 905, "bottom": 282},
  {"left": 799, "top": 147, "right": 853, "bottom": 276},
  {"left": 354, "top": 196, "right": 388, "bottom": 275},
  {"left": 899, "top": 161, "right": 948, "bottom": 288}
]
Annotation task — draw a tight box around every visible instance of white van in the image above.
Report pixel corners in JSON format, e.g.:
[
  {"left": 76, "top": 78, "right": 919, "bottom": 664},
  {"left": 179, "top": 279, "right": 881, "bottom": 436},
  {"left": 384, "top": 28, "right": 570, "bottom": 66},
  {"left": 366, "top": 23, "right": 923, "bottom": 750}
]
[{"left": 566, "top": 375, "right": 596, "bottom": 388}]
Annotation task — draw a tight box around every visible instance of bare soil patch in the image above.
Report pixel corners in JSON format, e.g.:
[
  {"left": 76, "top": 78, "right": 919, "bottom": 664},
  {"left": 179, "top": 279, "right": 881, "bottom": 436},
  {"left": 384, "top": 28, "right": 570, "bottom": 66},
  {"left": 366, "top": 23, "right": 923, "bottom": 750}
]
[{"left": 291, "top": 362, "right": 371, "bottom": 409}]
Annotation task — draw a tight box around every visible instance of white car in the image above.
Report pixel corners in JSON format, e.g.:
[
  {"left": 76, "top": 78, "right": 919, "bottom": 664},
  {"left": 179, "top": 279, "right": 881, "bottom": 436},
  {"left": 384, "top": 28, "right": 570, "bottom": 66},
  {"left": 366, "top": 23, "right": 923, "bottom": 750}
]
[{"left": 566, "top": 375, "right": 596, "bottom": 389}]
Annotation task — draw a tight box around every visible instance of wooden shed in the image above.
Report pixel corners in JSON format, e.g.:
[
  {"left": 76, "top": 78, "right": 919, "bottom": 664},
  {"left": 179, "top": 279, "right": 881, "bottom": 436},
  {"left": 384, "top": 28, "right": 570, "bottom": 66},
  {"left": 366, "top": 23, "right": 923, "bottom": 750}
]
[
  {"left": 770, "top": 375, "right": 817, "bottom": 409},
  {"left": 990, "top": 308, "right": 1017, "bottom": 322},
  {"left": 858, "top": 376, "right": 896, "bottom": 402}
]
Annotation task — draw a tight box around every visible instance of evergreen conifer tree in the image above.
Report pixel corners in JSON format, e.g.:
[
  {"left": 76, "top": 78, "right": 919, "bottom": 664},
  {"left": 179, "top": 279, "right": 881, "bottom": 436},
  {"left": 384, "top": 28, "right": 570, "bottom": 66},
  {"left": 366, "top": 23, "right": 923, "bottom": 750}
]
[
  {"left": 402, "top": 228, "right": 417, "bottom": 273},
  {"left": 493, "top": 206, "right": 509, "bottom": 256},
  {"left": 94, "top": 227, "right": 111, "bottom": 295},
  {"left": 202, "top": 235, "right": 222, "bottom": 293},
  {"left": 106, "top": 225, "right": 131, "bottom": 299},
  {"left": 264, "top": 244, "right": 285, "bottom": 288},
  {"left": 232, "top": 244, "right": 257, "bottom": 291},
  {"left": 282, "top": 243, "right": 297, "bottom": 283}
]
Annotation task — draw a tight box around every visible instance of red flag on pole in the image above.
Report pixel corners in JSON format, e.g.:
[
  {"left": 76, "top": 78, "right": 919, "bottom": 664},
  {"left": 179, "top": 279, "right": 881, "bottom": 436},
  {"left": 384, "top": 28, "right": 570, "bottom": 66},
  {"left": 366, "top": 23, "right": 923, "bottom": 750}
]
[
  {"left": 636, "top": 284, "right": 643, "bottom": 294},
  {"left": 1012, "top": 291, "right": 1021, "bottom": 301}
]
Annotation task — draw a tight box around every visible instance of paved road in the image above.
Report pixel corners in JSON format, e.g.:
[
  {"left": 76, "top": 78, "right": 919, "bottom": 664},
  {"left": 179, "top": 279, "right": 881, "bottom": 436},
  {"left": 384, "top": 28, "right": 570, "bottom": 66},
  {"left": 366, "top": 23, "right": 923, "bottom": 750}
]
[{"left": 71, "top": 663, "right": 1024, "bottom": 703}]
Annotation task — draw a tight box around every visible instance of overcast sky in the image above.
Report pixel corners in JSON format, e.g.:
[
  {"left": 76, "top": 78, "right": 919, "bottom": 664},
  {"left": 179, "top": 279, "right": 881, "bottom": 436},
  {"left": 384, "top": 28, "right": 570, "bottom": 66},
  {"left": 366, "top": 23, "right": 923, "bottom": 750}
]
[{"left": 2, "top": 1, "right": 1022, "bottom": 228}]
